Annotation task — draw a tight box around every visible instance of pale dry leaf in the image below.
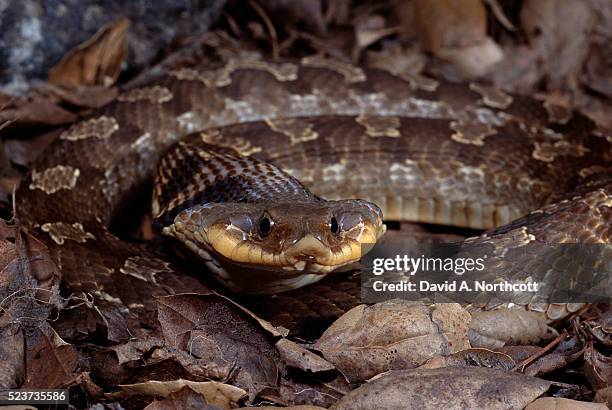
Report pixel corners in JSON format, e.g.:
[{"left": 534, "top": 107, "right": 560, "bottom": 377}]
[
  {"left": 275, "top": 338, "right": 335, "bottom": 373},
  {"left": 469, "top": 309, "right": 558, "bottom": 348},
  {"left": 238, "top": 404, "right": 325, "bottom": 410},
  {"left": 108, "top": 379, "right": 247, "bottom": 410},
  {"left": 144, "top": 386, "right": 213, "bottom": 410},
  {"left": 525, "top": 397, "right": 607, "bottom": 410},
  {"left": 331, "top": 367, "right": 551, "bottom": 410},
  {"left": 419, "top": 347, "right": 515, "bottom": 371},
  {"left": 593, "top": 386, "right": 612, "bottom": 407},
  {"left": 365, "top": 43, "right": 426, "bottom": 76},
  {"left": 520, "top": 0, "right": 594, "bottom": 88},
  {"left": 434, "top": 37, "right": 503, "bottom": 78},
  {"left": 49, "top": 19, "right": 130, "bottom": 87},
  {"left": 239, "top": 406, "right": 327, "bottom": 410},
  {"left": 394, "top": 0, "right": 487, "bottom": 51},
  {"left": 314, "top": 300, "right": 471, "bottom": 381}
]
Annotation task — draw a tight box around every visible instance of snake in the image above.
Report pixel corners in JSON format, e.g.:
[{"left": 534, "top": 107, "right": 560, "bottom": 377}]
[{"left": 15, "top": 55, "right": 612, "bottom": 339}]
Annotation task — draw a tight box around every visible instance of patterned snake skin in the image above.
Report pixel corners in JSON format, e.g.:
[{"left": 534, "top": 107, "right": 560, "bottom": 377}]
[{"left": 16, "top": 56, "right": 612, "bottom": 337}]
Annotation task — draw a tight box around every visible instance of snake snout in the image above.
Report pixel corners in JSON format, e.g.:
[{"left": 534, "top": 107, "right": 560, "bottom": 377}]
[{"left": 285, "top": 234, "right": 333, "bottom": 268}]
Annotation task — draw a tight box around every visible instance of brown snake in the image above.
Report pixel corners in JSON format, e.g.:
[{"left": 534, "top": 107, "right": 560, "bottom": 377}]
[{"left": 16, "top": 56, "right": 612, "bottom": 338}]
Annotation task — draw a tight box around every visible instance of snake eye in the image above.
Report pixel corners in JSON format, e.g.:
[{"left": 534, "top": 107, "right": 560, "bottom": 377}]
[
  {"left": 330, "top": 216, "right": 339, "bottom": 234},
  {"left": 258, "top": 213, "right": 274, "bottom": 237}
]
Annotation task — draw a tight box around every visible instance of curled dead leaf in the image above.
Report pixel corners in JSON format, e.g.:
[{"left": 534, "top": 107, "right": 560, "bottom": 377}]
[
  {"left": 275, "top": 338, "right": 335, "bottom": 373},
  {"left": 584, "top": 343, "right": 612, "bottom": 390},
  {"left": 108, "top": 379, "right": 247, "bottom": 410},
  {"left": 144, "top": 386, "right": 211, "bottom": 410},
  {"left": 525, "top": 397, "right": 607, "bottom": 409},
  {"left": 593, "top": 386, "right": 612, "bottom": 407},
  {"left": 420, "top": 347, "right": 515, "bottom": 371},
  {"left": 331, "top": 367, "right": 551, "bottom": 410},
  {"left": 520, "top": 0, "right": 594, "bottom": 88},
  {"left": 314, "top": 301, "right": 471, "bottom": 381},
  {"left": 49, "top": 19, "right": 130, "bottom": 87},
  {"left": 469, "top": 309, "right": 558, "bottom": 348},
  {"left": 239, "top": 406, "right": 326, "bottom": 410}
]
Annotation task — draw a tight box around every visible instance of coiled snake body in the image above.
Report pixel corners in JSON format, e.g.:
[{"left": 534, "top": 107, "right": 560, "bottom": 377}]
[{"left": 17, "top": 57, "right": 612, "bottom": 336}]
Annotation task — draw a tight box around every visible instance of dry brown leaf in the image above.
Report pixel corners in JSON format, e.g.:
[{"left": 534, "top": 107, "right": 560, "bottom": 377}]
[
  {"left": 331, "top": 367, "right": 551, "bottom": 410},
  {"left": 314, "top": 301, "right": 471, "bottom": 382},
  {"left": 4, "top": 128, "right": 61, "bottom": 167},
  {"left": 49, "top": 19, "right": 130, "bottom": 87},
  {"left": 275, "top": 338, "right": 335, "bottom": 373},
  {"left": 593, "top": 386, "right": 612, "bottom": 407},
  {"left": 394, "top": 0, "right": 503, "bottom": 77},
  {"left": 420, "top": 347, "right": 515, "bottom": 371},
  {"left": 469, "top": 309, "right": 558, "bottom": 348},
  {"left": 434, "top": 37, "right": 504, "bottom": 78},
  {"left": 584, "top": 343, "right": 612, "bottom": 390},
  {"left": 277, "top": 373, "right": 350, "bottom": 408},
  {"left": 239, "top": 406, "right": 326, "bottom": 410},
  {"left": 145, "top": 386, "right": 216, "bottom": 410},
  {"left": 37, "top": 83, "right": 118, "bottom": 109},
  {"left": 0, "top": 96, "right": 77, "bottom": 127},
  {"left": 156, "top": 293, "right": 281, "bottom": 398},
  {"left": 520, "top": 0, "right": 594, "bottom": 88},
  {"left": 108, "top": 379, "right": 247, "bottom": 410},
  {"left": 23, "top": 325, "right": 79, "bottom": 389},
  {"left": 365, "top": 43, "right": 426, "bottom": 74},
  {"left": 394, "top": 0, "right": 487, "bottom": 51},
  {"left": 108, "top": 336, "right": 232, "bottom": 382},
  {"left": 585, "top": 308, "right": 612, "bottom": 347},
  {"left": 525, "top": 397, "right": 607, "bottom": 410},
  {"left": 0, "top": 323, "right": 24, "bottom": 388}
]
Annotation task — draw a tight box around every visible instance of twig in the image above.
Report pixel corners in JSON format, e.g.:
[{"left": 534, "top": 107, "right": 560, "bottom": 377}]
[
  {"left": 249, "top": 0, "right": 279, "bottom": 59},
  {"left": 512, "top": 332, "right": 565, "bottom": 372}
]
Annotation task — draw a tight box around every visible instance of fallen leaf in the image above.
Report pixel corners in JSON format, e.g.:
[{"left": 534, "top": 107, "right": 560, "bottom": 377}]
[
  {"left": 434, "top": 37, "right": 504, "bottom": 78},
  {"left": 0, "top": 323, "right": 24, "bottom": 388},
  {"left": 315, "top": 301, "right": 471, "bottom": 381},
  {"left": 0, "top": 95, "right": 77, "bottom": 127},
  {"left": 469, "top": 309, "right": 558, "bottom": 348},
  {"left": 23, "top": 325, "right": 79, "bottom": 389},
  {"left": 584, "top": 343, "right": 612, "bottom": 390},
  {"left": 37, "top": 82, "right": 118, "bottom": 109},
  {"left": 276, "top": 338, "right": 335, "bottom": 373},
  {"left": 392, "top": 0, "right": 503, "bottom": 77},
  {"left": 525, "top": 397, "right": 607, "bottom": 409},
  {"left": 239, "top": 406, "right": 326, "bottom": 410},
  {"left": 108, "top": 379, "right": 247, "bottom": 410},
  {"left": 145, "top": 386, "right": 216, "bottom": 410},
  {"left": 156, "top": 293, "right": 281, "bottom": 398},
  {"left": 394, "top": 0, "right": 487, "bottom": 51},
  {"left": 419, "top": 347, "right": 515, "bottom": 371},
  {"left": 593, "top": 386, "right": 612, "bottom": 407},
  {"left": 3, "top": 129, "right": 61, "bottom": 167},
  {"left": 49, "top": 19, "right": 130, "bottom": 87},
  {"left": 585, "top": 308, "right": 612, "bottom": 347},
  {"left": 331, "top": 367, "right": 551, "bottom": 410},
  {"left": 277, "top": 373, "right": 350, "bottom": 408},
  {"left": 520, "top": 0, "right": 594, "bottom": 88}
]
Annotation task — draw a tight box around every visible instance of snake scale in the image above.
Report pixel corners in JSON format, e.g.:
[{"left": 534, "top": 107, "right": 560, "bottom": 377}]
[{"left": 16, "top": 56, "right": 612, "bottom": 339}]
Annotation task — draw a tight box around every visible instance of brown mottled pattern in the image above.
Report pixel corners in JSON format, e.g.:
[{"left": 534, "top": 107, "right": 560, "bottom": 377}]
[{"left": 14, "top": 57, "right": 612, "bottom": 336}]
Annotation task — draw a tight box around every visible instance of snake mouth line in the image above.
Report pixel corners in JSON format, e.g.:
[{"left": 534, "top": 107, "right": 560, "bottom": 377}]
[{"left": 163, "top": 216, "right": 385, "bottom": 275}]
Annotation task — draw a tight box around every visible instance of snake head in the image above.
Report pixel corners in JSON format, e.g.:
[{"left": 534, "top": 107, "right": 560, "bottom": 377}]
[{"left": 161, "top": 199, "right": 386, "bottom": 293}]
